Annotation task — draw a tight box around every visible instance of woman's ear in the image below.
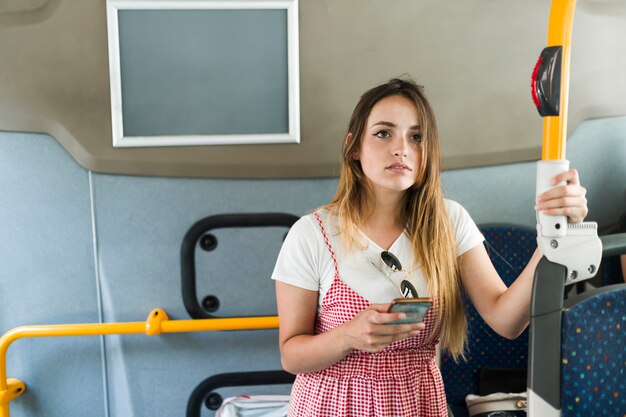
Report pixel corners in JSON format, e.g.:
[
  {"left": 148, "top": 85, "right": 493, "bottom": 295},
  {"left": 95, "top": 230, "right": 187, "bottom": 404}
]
[{"left": 345, "top": 133, "right": 359, "bottom": 160}]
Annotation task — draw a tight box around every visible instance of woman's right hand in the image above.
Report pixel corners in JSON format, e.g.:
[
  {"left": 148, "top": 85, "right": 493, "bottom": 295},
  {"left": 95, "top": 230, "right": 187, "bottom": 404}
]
[
  {"left": 277, "top": 282, "right": 427, "bottom": 373},
  {"left": 340, "top": 303, "right": 425, "bottom": 353}
]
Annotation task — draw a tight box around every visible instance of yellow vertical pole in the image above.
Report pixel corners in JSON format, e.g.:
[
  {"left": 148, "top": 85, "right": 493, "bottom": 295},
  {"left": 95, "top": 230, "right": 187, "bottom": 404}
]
[{"left": 542, "top": 0, "right": 576, "bottom": 160}]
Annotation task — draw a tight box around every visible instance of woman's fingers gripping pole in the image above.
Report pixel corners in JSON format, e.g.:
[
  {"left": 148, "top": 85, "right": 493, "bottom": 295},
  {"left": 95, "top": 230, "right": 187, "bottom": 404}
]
[{"left": 535, "top": 168, "right": 588, "bottom": 223}]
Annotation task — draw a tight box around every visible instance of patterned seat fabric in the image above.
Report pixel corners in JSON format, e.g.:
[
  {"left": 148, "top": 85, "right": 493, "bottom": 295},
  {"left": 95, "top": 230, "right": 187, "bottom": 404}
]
[
  {"left": 441, "top": 225, "right": 535, "bottom": 417},
  {"left": 561, "top": 286, "right": 626, "bottom": 417}
]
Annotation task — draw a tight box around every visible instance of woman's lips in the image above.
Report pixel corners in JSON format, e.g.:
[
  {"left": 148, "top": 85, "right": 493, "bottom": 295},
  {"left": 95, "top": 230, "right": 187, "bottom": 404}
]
[{"left": 386, "top": 164, "right": 411, "bottom": 173}]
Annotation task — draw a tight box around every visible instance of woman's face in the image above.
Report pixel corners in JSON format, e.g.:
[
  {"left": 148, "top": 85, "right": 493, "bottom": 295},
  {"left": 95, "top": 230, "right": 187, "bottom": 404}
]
[{"left": 356, "top": 95, "right": 423, "bottom": 199}]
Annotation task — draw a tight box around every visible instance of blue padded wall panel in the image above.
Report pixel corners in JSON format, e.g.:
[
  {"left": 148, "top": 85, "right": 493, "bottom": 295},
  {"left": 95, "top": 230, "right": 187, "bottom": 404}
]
[
  {"left": 0, "top": 133, "right": 105, "bottom": 417},
  {"left": 91, "top": 174, "right": 337, "bottom": 416}
]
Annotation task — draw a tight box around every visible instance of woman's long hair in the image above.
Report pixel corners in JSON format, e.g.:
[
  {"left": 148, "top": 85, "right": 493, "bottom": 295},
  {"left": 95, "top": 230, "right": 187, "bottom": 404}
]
[{"left": 324, "top": 77, "right": 466, "bottom": 359}]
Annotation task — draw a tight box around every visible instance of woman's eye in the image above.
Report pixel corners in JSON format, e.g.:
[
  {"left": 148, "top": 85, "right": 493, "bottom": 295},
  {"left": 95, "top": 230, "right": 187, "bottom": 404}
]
[
  {"left": 374, "top": 130, "right": 391, "bottom": 139},
  {"left": 411, "top": 134, "right": 423, "bottom": 143}
]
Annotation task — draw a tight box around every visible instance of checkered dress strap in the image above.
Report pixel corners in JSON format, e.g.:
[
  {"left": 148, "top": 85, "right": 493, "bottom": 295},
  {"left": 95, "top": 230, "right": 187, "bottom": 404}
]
[{"left": 313, "top": 211, "right": 340, "bottom": 280}]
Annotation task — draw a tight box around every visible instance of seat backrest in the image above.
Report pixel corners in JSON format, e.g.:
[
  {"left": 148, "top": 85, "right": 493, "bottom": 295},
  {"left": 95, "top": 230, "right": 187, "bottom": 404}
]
[
  {"left": 598, "top": 255, "right": 623, "bottom": 286},
  {"left": 441, "top": 225, "right": 535, "bottom": 416},
  {"left": 560, "top": 284, "right": 626, "bottom": 417}
]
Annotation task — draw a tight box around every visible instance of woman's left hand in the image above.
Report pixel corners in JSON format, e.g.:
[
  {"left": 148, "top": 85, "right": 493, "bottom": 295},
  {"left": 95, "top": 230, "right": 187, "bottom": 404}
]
[{"left": 536, "top": 168, "right": 588, "bottom": 223}]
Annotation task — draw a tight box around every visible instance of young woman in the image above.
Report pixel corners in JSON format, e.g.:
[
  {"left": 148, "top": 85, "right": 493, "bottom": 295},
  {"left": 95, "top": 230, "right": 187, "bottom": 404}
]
[{"left": 272, "top": 78, "right": 588, "bottom": 416}]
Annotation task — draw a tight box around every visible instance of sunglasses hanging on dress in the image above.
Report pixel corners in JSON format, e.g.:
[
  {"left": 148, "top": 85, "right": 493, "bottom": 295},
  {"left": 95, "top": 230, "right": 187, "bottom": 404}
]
[{"left": 379, "top": 251, "right": 419, "bottom": 299}]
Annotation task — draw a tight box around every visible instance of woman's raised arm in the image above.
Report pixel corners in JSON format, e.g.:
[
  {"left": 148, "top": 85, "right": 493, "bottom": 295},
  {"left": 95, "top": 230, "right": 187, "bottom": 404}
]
[{"left": 459, "top": 168, "right": 588, "bottom": 339}]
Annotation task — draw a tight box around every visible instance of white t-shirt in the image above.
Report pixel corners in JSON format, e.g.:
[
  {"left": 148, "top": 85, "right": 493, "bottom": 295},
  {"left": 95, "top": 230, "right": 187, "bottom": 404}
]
[{"left": 271, "top": 199, "right": 484, "bottom": 310}]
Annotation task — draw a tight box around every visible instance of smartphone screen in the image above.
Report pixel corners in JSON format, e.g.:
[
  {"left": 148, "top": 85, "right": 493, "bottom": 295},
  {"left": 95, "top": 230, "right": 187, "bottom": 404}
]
[{"left": 386, "top": 298, "right": 432, "bottom": 324}]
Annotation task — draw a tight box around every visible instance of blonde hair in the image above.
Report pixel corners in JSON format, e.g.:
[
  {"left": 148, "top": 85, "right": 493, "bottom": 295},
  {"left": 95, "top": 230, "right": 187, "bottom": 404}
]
[{"left": 324, "top": 77, "right": 466, "bottom": 359}]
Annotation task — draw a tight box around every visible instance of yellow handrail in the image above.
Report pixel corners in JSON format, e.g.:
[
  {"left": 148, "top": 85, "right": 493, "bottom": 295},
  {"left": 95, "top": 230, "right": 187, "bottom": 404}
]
[
  {"left": 0, "top": 309, "right": 279, "bottom": 417},
  {"left": 542, "top": 0, "right": 576, "bottom": 161}
]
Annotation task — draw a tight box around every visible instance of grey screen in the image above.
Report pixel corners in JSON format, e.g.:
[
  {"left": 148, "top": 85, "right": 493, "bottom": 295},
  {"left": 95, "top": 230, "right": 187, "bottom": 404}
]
[{"left": 118, "top": 9, "right": 289, "bottom": 137}]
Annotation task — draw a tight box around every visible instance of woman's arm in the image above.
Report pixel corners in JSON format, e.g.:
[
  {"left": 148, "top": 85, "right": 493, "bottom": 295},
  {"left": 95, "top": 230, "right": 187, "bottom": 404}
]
[
  {"left": 459, "top": 169, "right": 588, "bottom": 339},
  {"left": 276, "top": 281, "right": 425, "bottom": 374},
  {"left": 459, "top": 245, "right": 540, "bottom": 339}
]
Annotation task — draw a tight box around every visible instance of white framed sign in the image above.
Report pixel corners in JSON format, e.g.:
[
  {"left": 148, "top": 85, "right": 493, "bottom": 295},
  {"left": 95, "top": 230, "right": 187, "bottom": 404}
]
[{"left": 106, "top": 0, "right": 300, "bottom": 147}]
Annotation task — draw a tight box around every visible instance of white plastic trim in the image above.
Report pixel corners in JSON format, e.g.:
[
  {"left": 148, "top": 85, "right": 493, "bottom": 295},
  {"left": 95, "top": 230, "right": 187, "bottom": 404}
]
[
  {"left": 527, "top": 389, "right": 560, "bottom": 417},
  {"left": 536, "top": 160, "right": 570, "bottom": 238}
]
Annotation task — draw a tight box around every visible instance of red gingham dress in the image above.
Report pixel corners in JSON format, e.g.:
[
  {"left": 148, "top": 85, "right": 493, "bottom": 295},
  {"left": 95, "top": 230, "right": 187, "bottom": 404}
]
[{"left": 288, "top": 213, "right": 448, "bottom": 417}]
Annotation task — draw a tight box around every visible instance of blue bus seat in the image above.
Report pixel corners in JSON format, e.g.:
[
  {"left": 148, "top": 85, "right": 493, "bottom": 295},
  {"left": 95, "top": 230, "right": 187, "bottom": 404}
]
[
  {"left": 441, "top": 224, "right": 535, "bottom": 417},
  {"left": 528, "top": 233, "right": 626, "bottom": 417},
  {"left": 560, "top": 284, "right": 626, "bottom": 416}
]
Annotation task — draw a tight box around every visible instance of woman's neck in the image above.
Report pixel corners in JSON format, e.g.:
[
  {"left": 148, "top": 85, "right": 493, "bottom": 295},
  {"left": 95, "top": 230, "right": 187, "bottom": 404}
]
[
  {"left": 361, "top": 193, "right": 406, "bottom": 250},
  {"left": 369, "top": 188, "right": 405, "bottom": 225}
]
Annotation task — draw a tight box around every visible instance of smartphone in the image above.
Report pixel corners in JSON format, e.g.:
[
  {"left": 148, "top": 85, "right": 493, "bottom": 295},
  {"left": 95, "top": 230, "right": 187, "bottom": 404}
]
[{"left": 386, "top": 298, "right": 432, "bottom": 324}]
